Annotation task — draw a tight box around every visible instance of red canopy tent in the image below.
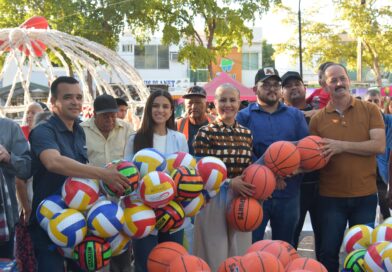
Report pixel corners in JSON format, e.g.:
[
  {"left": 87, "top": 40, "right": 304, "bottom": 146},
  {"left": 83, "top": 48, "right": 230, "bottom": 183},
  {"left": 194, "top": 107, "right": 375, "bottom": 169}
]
[{"left": 203, "top": 72, "right": 256, "bottom": 102}]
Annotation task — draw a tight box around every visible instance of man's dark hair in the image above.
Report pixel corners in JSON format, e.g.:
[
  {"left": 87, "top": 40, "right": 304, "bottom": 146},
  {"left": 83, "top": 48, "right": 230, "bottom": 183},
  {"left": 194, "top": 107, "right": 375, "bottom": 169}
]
[
  {"left": 366, "top": 89, "right": 380, "bottom": 97},
  {"left": 50, "top": 76, "right": 79, "bottom": 98},
  {"left": 115, "top": 98, "right": 128, "bottom": 107}
]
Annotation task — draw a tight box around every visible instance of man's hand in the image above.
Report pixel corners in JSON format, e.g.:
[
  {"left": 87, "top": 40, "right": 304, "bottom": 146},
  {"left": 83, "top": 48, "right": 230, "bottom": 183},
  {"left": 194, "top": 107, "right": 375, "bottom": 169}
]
[
  {"left": 320, "top": 138, "right": 345, "bottom": 161},
  {"left": 101, "top": 164, "right": 130, "bottom": 196},
  {"left": 20, "top": 205, "right": 32, "bottom": 225},
  {"left": 0, "top": 144, "right": 10, "bottom": 163},
  {"left": 303, "top": 109, "right": 318, "bottom": 119},
  {"left": 230, "top": 175, "right": 255, "bottom": 197},
  {"left": 275, "top": 176, "right": 287, "bottom": 190}
]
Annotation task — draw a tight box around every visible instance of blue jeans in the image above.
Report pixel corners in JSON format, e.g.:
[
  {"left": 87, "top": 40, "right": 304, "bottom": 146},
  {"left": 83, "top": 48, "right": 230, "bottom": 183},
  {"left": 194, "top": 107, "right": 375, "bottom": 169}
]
[
  {"left": 318, "top": 194, "right": 377, "bottom": 272},
  {"left": 252, "top": 194, "right": 300, "bottom": 245},
  {"left": 133, "top": 230, "right": 184, "bottom": 272},
  {"left": 293, "top": 182, "right": 321, "bottom": 260}
]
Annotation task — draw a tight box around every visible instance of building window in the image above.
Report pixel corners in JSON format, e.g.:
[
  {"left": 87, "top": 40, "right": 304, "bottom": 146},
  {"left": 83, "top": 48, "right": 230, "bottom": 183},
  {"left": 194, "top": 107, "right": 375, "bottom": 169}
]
[
  {"left": 122, "top": 44, "right": 133, "bottom": 53},
  {"left": 242, "top": 52, "right": 259, "bottom": 70},
  {"left": 170, "top": 52, "right": 179, "bottom": 62},
  {"left": 134, "top": 45, "right": 169, "bottom": 69}
]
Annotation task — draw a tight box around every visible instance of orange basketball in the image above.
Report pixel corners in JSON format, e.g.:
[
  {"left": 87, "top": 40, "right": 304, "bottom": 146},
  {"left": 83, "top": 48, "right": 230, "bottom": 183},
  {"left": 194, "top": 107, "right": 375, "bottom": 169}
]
[
  {"left": 147, "top": 242, "right": 188, "bottom": 272},
  {"left": 168, "top": 255, "right": 211, "bottom": 272},
  {"left": 218, "top": 256, "right": 243, "bottom": 272},
  {"left": 277, "top": 240, "right": 301, "bottom": 262},
  {"left": 264, "top": 141, "right": 300, "bottom": 177},
  {"left": 240, "top": 251, "right": 284, "bottom": 272},
  {"left": 243, "top": 164, "right": 276, "bottom": 200},
  {"left": 297, "top": 136, "right": 328, "bottom": 170},
  {"left": 226, "top": 197, "right": 263, "bottom": 232},
  {"left": 286, "top": 257, "right": 327, "bottom": 272},
  {"left": 246, "top": 240, "right": 291, "bottom": 267}
]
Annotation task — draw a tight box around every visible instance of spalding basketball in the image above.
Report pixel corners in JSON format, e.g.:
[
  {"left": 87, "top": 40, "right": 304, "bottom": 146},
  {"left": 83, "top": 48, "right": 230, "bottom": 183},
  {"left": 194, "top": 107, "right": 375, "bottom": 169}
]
[
  {"left": 278, "top": 240, "right": 301, "bottom": 262},
  {"left": 243, "top": 164, "right": 276, "bottom": 200},
  {"left": 240, "top": 251, "right": 284, "bottom": 272},
  {"left": 286, "top": 257, "right": 327, "bottom": 272},
  {"left": 168, "top": 255, "right": 211, "bottom": 272},
  {"left": 181, "top": 193, "right": 205, "bottom": 217},
  {"left": 196, "top": 156, "right": 227, "bottom": 191},
  {"left": 171, "top": 166, "right": 204, "bottom": 201},
  {"left": 166, "top": 152, "right": 196, "bottom": 174},
  {"left": 297, "top": 136, "right": 327, "bottom": 170},
  {"left": 132, "top": 148, "right": 167, "bottom": 177},
  {"left": 101, "top": 160, "right": 140, "bottom": 196},
  {"left": 123, "top": 201, "right": 156, "bottom": 238},
  {"left": 263, "top": 141, "right": 300, "bottom": 177},
  {"left": 61, "top": 177, "right": 99, "bottom": 211},
  {"left": 226, "top": 197, "right": 263, "bottom": 232},
  {"left": 73, "top": 235, "right": 112, "bottom": 271},
  {"left": 343, "top": 224, "right": 373, "bottom": 253},
  {"left": 155, "top": 201, "right": 185, "bottom": 232},
  {"left": 147, "top": 242, "right": 188, "bottom": 272},
  {"left": 218, "top": 256, "right": 242, "bottom": 272},
  {"left": 47, "top": 209, "right": 87, "bottom": 248},
  {"left": 36, "top": 194, "right": 67, "bottom": 230},
  {"left": 246, "top": 240, "right": 290, "bottom": 267},
  {"left": 138, "top": 171, "right": 176, "bottom": 208}
]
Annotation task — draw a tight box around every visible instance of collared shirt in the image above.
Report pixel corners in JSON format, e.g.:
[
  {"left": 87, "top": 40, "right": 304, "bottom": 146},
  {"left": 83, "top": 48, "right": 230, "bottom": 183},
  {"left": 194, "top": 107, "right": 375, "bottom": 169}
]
[
  {"left": 237, "top": 102, "right": 309, "bottom": 198},
  {"left": 29, "top": 114, "right": 88, "bottom": 220},
  {"left": 0, "top": 118, "right": 31, "bottom": 227},
  {"left": 81, "top": 117, "right": 133, "bottom": 167},
  {"left": 309, "top": 98, "right": 385, "bottom": 197},
  {"left": 193, "top": 120, "right": 253, "bottom": 178}
]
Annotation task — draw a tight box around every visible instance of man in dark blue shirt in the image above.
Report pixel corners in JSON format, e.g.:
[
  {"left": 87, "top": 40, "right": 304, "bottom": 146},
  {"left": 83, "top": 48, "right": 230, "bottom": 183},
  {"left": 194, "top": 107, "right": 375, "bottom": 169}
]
[
  {"left": 237, "top": 67, "right": 308, "bottom": 246},
  {"left": 29, "top": 76, "right": 130, "bottom": 272}
]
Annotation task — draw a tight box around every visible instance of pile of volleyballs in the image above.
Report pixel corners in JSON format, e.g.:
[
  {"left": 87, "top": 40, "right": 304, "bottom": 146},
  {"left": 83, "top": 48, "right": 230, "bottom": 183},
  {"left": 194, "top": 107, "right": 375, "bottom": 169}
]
[
  {"left": 342, "top": 217, "right": 392, "bottom": 271},
  {"left": 218, "top": 239, "right": 327, "bottom": 272},
  {"left": 36, "top": 148, "right": 227, "bottom": 271},
  {"left": 226, "top": 135, "right": 328, "bottom": 232}
]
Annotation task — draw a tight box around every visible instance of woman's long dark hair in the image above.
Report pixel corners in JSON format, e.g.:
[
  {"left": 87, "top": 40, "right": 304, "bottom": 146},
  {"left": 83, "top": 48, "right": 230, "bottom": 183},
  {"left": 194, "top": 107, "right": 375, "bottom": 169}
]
[{"left": 134, "top": 90, "right": 176, "bottom": 153}]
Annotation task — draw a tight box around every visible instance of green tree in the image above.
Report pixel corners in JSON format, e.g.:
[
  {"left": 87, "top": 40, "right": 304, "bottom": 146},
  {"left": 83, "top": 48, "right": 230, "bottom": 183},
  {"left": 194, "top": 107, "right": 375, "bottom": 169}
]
[
  {"left": 274, "top": 0, "right": 392, "bottom": 87},
  {"left": 262, "top": 40, "right": 275, "bottom": 67},
  {"left": 125, "top": 0, "right": 279, "bottom": 79}
]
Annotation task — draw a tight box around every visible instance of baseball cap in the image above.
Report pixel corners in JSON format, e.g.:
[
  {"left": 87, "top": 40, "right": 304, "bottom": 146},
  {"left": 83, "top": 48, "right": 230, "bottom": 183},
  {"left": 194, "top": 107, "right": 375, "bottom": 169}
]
[
  {"left": 182, "top": 86, "right": 207, "bottom": 99},
  {"left": 93, "top": 94, "right": 118, "bottom": 114},
  {"left": 281, "top": 71, "right": 303, "bottom": 87},
  {"left": 255, "top": 67, "right": 281, "bottom": 85}
]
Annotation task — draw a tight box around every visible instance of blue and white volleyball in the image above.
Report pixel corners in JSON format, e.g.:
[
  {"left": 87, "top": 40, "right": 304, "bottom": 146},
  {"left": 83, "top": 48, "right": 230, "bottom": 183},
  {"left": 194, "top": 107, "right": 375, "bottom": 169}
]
[
  {"left": 36, "top": 194, "right": 67, "bottom": 230},
  {"left": 48, "top": 209, "right": 87, "bottom": 248},
  {"left": 87, "top": 200, "right": 124, "bottom": 238}
]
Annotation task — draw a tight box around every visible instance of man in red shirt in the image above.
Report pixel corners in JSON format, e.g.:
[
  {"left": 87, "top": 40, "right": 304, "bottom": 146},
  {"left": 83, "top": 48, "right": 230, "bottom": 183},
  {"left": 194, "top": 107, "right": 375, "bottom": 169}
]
[{"left": 306, "top": 62, "right": 333, "bottom": 111}]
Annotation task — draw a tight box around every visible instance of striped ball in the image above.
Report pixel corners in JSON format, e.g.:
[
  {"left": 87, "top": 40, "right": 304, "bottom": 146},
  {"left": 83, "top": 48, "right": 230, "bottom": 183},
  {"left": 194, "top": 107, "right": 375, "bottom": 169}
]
[
  {"left": 123, "top": 201, "right": 156, "bottom": 238},
  {"left": 107, "top": 232, "right": 131, "bottom": 256},
  {"left": 36, "top": 195, "right": 67, "bottom": 230},
  {"left": 62, "top": 177, "right": 100, "bottom": 211},
  {"left": 381, "top": 243, "right": 392, "bottom": 271},
  {"left": 101, "top": 160, "right": 140, "bottom": 196},
  {"left": 196, "top": 156, "right": 227, "bottom": 191},
  {"left": 132, "top": 148, "right": 167, "bottom": 177},
  {"left": 171, "top": 166, "right": 204, "bottom": 201},
  {"left": 181, "top": 193, "right": 205, "bottom": 217},
  {"left": 48, "top": 209, "right": 87, "bottom": 248},
  {"left": 87, "top": 200, "right": 124, "bottom": 238},
  {"left": 57, "top": 246, "right": 74, "bottom": 259},
  {"left": 343, "top": 225, "right": 373, "bottom": 253},
  {"left": 372, "top": 224, "right": 392, "bottom": 244},
  {"left": 138, "top": 171, "right": 176, "bottom": 208},
  {"left": 165, "top": 152, "right": 196, "bottom": 174},
  {"left": 155, "top": 201, "right": 185, "bottom": 232},
  {"left": 383, "top": 217, "right": 392, "bottom": 225},
  {"left": 73, "top": 235, "right": 112, "bottom": 271},
  {"left": 364, "top": 241, "right": 391, "bottom": 272},
  {"left": 344, "top": 249, "right": 366, "bottom": 271},
  {"left": 120, "top": 192, "right": 141, "bottom": 209}
]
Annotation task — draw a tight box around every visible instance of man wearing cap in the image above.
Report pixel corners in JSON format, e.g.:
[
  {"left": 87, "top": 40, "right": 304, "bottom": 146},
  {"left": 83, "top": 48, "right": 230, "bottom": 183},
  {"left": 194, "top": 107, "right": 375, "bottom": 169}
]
[
  {"left": 236, "top": 67, "right": 309, "bottom": 246},
  {"left": 176, "top": 86, "right": 212, "bottom": 155},
  {"left": 81, "top": 94, "right": 133, "bottom": 167},
  {"left": 281, "top": 71, "right": 321, "bottom": 259},
  {"left": 29, "top": 77, "right": 130, "bottom": 272}
]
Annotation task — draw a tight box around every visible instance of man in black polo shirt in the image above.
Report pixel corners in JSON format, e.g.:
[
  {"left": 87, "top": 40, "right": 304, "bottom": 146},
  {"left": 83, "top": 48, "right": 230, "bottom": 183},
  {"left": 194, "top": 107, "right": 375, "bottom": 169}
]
[{"left": 29, "top": 76, "right": 130, "bottom": 272}]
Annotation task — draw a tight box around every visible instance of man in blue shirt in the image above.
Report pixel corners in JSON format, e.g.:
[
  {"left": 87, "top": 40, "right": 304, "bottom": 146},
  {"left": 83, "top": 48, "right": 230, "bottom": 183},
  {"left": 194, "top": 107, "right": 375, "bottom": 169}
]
[
  {"left": 237, "top": 67, "right": 308, "bottom": 245},
  {"left": 29, "top": 76, "right": 130, "bottom": 272}
]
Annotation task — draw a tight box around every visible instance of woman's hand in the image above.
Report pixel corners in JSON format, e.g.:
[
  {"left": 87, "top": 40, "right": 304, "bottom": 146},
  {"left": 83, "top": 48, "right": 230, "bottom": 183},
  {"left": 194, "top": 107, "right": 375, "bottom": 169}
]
[{"left": 230, "top": 175, "right": 255, "bottom": 197}]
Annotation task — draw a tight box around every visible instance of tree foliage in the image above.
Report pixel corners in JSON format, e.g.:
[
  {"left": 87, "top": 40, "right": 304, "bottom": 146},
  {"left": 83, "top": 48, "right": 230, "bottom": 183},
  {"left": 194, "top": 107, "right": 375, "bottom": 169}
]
[
  {"left": 125, "top": 0, "right": 279, "bottom": 78},
  {"left": 274, "top": 0, "right": 392, "bottom": 86},
  {"left": 262, "top": 40, "right": 275, "bottom": 67}
]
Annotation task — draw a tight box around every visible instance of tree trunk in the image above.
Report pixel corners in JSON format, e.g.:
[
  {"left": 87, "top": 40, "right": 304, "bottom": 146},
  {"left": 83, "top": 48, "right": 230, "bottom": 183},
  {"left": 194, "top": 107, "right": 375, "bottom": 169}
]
[
  {"left": 373, "top": 56, "right": 382, "bottom": 88},
  {"left": 208, "top": 62, "right": 213, "bottom": 81}
]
